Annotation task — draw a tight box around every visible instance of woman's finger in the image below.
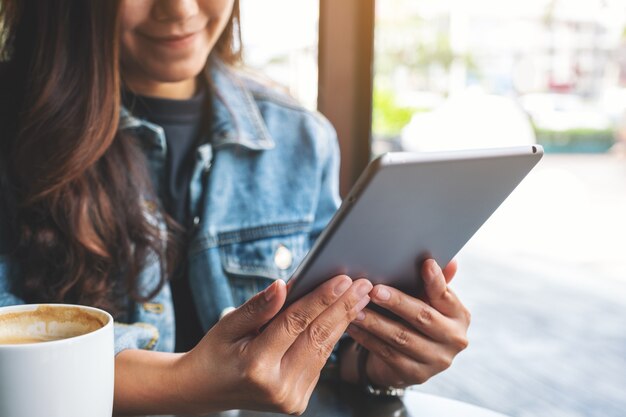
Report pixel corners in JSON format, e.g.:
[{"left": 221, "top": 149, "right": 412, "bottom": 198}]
[
  {"left": 368, "top": 287, "right": 453, "bottom": 341},
  {"left": 282, "top": 279, "right": 372, "bottom": 377},
  {"left": 346, "top": 325, "right": 434, "bottom": 386},
  {"left": 352, "top": 308, "right": 467, "bottom": 358},
  {"left": 219, "top": 279, "right": 287, "bottom": 342},
  {"left": 252, "top": 274, "right": 354, "bottom": 358},
  {"left": 421, "top": 259, "right": 466, "bottom": 318},
  {"left": 442, "top": 258, "right": 458, "bottom": 284}
]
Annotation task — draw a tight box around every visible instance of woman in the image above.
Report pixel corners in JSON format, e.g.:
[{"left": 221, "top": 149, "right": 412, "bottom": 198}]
[{"left": 0, "top": 0, "right": 470, "bottom": 415}]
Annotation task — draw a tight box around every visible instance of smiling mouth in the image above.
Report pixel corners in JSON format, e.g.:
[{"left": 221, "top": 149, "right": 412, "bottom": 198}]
[{"left": 140, "top": 31, "right": 201, "bottom": 47}]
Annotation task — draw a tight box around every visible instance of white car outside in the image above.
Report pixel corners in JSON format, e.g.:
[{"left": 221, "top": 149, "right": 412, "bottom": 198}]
[{"left": 401, "top": 90, "right": 536, "bottom": 152}]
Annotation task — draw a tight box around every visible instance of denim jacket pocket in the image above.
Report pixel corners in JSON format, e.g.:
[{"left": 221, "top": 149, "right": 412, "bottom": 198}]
[{"left": 218, "top": 225, "right": 310, "bottom": 305}]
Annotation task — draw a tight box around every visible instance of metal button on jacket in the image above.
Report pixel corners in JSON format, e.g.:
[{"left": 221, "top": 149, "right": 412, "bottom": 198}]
[{"left": 274, "top": 244, "right": 293, "bottom": 270}]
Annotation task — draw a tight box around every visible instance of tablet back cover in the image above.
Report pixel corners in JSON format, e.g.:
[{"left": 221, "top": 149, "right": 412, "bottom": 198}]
[{"left": 286, "top": 146, "right": 543, "bottom": 303}]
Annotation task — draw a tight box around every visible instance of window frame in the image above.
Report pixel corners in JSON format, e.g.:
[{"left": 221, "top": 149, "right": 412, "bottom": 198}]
[{"left": 318, "top": 0, "right": 376, "bottom": 196}]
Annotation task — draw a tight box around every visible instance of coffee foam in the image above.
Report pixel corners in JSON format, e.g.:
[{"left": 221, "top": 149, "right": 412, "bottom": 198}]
[{"left": 0, "top": 305, "right": 108, "bottom": 344}]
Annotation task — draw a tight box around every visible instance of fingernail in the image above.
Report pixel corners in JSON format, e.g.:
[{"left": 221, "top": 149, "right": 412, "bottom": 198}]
[
  {"left": 356, "top": 281, "right": 373, "bottom": 298},
  {"left": 375, "top": 287, "right": 391, "bottom": 301},
  {"left": 430, "top": 260, "right": 441, "bottom": 277},
  {"left": 334, "top": 276, "right": 352, "bottom": 295},
  {"left": 264, "top": 280, "right": 278, "bottom": 302},
  {"left": 355, "top": 311, "right": 366, "bottom": 321}
]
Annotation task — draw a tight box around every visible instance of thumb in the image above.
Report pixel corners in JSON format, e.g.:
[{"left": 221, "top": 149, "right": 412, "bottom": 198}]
[
  {"left": 442, "top": 259, "right": 458, "bottom": 284},
  {"left": 422, "top": 259, "right": 456, "bottom": 316},
  {"left": 220, "top": 279, "right": 286, "bottom": 341}
]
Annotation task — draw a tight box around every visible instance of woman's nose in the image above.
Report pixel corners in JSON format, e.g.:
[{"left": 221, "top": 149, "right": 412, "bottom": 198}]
[{"left": 152, "top": 0, "right": 200, "bottom": 22}]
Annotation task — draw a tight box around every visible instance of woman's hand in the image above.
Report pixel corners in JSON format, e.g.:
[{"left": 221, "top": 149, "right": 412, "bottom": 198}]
[
  {"left": 344, "top": 259, "right": 470, "bottom": 388},
  {"left": 174, "top": 275, "right": 372, "bottom": 415}
]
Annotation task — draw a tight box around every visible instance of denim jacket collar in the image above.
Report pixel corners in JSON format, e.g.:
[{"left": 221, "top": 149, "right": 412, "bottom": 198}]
[{"left": 119, "top": 56, "right": 275, "bottom": 152}]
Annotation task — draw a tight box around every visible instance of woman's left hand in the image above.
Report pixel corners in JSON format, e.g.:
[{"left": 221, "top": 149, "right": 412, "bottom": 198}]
[{"left": 345, "top": 259, "right": 470, "bottom": 388}]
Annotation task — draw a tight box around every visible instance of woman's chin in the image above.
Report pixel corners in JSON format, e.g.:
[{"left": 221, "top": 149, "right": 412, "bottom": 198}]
[{"left": 148, "top": 61, "right": 209, "bottom": 83}]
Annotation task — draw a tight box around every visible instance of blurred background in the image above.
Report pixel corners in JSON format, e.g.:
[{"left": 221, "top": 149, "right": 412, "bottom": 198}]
[{"left": 240, "top": 1, "right": 626, "bottom": 416}]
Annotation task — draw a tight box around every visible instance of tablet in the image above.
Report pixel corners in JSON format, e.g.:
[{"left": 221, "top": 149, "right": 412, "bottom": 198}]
[{"left": 285, "top": 145, "right": 543, "bottom": 305}]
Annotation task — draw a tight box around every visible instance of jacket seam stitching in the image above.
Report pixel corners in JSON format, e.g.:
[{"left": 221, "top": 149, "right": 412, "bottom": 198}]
[{"left": 189, "top": 221, "right": 312, "bottom": 254}]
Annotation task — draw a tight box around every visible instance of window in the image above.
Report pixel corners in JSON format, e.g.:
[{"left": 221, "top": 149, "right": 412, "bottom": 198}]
[
  {"left": 372, "top": 2, "right": 626, "bottom": 417},
  {"left": 239, "top": 0, "right": 319, "bottom": 110},
  {"left": 373, "top": 0, "right": 626, "bottom": 155}
]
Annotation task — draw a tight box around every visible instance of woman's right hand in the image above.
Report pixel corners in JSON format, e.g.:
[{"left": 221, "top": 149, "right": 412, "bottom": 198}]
[{"left": 174, "top": 275, "right": 372, "bottom": 415}]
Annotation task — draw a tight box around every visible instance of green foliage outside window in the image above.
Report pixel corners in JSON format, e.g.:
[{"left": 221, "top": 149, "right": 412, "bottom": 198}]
[{"left": 372, "top": 86, "right": 419, "bottom": 137}]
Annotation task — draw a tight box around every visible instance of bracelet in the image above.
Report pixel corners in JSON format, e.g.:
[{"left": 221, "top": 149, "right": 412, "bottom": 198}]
[{"left": 356, "top": 344, "right": 405, "bottom": 397}]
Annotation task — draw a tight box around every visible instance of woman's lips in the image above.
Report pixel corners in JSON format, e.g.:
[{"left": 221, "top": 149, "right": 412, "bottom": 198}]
[{"left": 140, "top": 31, "right": 200, "bottom": 48}]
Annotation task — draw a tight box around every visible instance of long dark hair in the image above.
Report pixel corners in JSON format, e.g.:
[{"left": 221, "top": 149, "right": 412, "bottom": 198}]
[{"left": 0, "top": 0, "right": 241, "bottom": 316}]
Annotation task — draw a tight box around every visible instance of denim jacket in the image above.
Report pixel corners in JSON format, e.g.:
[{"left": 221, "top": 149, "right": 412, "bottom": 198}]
[{"left": 0, "top": 58, "right": 341, "bottom": 355}]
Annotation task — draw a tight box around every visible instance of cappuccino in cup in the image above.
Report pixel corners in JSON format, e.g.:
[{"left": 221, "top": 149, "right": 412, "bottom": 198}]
[
  {"left": 0, "top": 304, "right": 114, "bottom": 417},
  {"left": 0, "top": 335, "right": 66, "bottom": 344}
]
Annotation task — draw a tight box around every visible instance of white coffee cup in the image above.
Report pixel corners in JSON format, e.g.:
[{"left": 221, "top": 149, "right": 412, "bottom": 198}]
[{"left": 0, "top": 304, "right": 114, "bottom": 417}]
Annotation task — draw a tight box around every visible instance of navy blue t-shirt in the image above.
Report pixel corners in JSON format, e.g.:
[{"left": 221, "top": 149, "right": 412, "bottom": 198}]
[{"left": 123, "top": 86, "right": 207, "bottom": 352}]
